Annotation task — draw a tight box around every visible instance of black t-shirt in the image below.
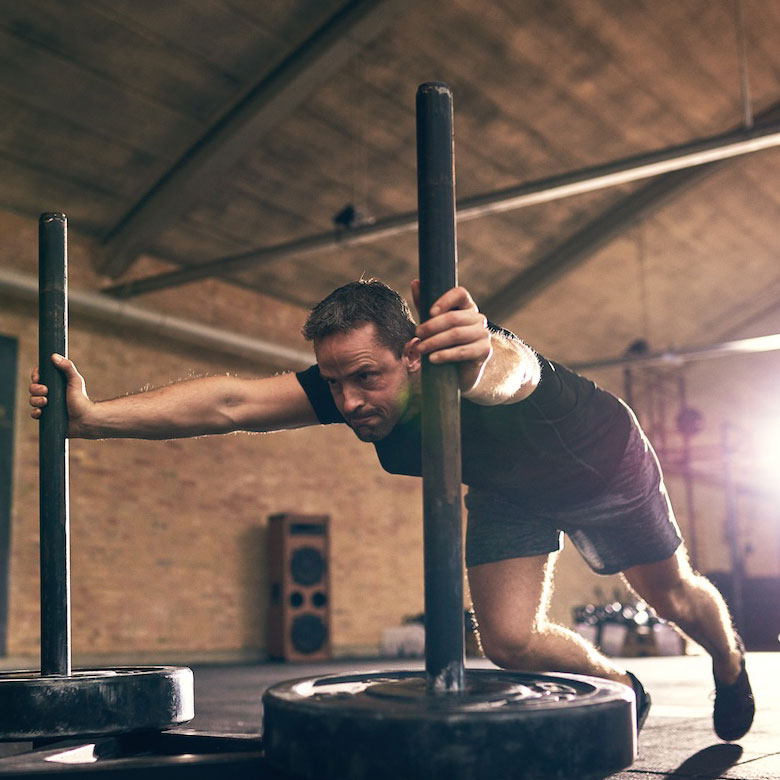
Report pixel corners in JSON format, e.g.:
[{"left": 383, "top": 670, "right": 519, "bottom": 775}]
[{"left": 296, "top": 353, "right": 631, "bottom": 508}]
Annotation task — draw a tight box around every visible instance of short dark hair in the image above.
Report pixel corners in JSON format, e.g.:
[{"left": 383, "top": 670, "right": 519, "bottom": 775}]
[{"left": 302, "top": 279, "right": 416, "bottom": 356}]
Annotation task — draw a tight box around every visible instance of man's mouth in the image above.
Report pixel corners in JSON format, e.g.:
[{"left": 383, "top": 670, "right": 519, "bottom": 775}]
[{"left": 348, "top": 413, "right": 381, "bottom": 426}]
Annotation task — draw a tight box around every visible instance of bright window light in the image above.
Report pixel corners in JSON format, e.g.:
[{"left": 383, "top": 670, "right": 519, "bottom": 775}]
[{"left": 749, "top": 419, "right": 780, "bottom": 484}]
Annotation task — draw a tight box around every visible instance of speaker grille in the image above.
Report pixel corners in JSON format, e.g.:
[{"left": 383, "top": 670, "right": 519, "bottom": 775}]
[
  {"left": 291, "top": 614, "right": 328, "bottom": 654},
  {"left": 290, "top": 546, "right": 326, "bottom": 586}
]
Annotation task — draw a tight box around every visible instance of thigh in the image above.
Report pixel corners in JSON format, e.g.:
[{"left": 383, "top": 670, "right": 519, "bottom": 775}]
[
  {"left": 621, "top": 545, "right": 692, "bottom": 598},
  {"left": 467, "top": 553, "right": 555, "bottom": 642}
]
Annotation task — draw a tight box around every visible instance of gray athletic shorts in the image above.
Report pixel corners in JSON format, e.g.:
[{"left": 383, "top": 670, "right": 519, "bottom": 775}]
[{"left": 464, "top": 406, "right": 683, "bottom": 575}]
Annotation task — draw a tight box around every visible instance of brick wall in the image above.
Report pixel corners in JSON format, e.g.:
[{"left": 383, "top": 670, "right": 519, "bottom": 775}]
[
  {"left": 1, "top": 210, "right": 424, "bottom": 661},
  {"left": 3, "top": 207, "right": 778, "bottom": 662}
]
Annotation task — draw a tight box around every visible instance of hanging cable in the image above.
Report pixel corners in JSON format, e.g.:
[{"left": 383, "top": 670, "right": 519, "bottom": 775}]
[
  {"left": 734, "top": 0, "right": 754, "bottom": 128},
  {"left": 636, "top": 223, "right": 651, "bottom": 346},
  {"left": 352, "top": 52, "right": 373, "bottom": 227}
]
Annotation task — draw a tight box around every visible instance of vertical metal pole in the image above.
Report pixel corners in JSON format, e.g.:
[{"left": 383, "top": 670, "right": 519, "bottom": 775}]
[
  {"left": 677, "top": 375, "right": 699, "bottom": 570},
  {"left": 416, "top": 82, "right": 465, "bottom": 693},
  {"left": 38, "top": 212, "right": 71, "bottom": 677},
  {"left": 622, "top": 367, "right": 633, "bottom": 410},
  {"left": 721, "top": 423, "right": 745, "bottom": 634}
]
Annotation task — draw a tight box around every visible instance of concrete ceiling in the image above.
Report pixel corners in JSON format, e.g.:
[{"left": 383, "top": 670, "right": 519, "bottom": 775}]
[{"left": 1, "top": 0, "right": 779, "bottom": 366}]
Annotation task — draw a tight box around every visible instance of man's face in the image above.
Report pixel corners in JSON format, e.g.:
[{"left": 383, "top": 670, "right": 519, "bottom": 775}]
[{"left": 315, "top": 322, "right": 419, "bottom": 442}]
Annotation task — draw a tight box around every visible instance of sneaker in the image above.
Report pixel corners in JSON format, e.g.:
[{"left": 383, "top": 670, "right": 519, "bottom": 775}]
[
  {"left": 626, "top": 671, "right": 651, "bottom": 732},
  {"left": 713, "top": 637, "right": 755, "bottom": 742}
]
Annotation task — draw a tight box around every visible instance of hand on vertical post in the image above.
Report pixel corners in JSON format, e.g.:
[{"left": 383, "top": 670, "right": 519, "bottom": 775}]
[{"left": 411, "top": 280, "right": 493, "bottom": 395}]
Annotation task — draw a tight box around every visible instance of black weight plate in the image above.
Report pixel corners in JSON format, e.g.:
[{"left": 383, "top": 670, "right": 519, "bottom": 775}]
[
  {"left": 263, "top": 668, "right": 636, "bottom": 780},
  {"left": 0, "top": 733, "right": 269, "bottom": 778},
  {"left": 0, "top": 667, "right": 194, "bottom": 741}
]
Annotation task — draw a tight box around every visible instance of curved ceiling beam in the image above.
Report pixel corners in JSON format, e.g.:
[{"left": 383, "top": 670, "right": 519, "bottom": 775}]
[
  {"left": 0, "top": 268, "right": 312, "bottom": 369},
  {"left": 104, "top": 112, "right": 780, "bottom": 299},
  {"left": 570, "top": 332, "right": 780, "bottom": 372},
  {"left": 98, "top": 0, "right": 414, "bottom": 279}
]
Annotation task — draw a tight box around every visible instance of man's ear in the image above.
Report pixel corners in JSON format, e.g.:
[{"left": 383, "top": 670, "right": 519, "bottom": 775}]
[{"left": 403, "top": 337, "right": 422, "bottom": 373}]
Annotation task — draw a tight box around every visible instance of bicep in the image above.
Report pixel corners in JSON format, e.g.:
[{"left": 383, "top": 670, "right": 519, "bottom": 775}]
[
  {"left": 500, "top": 338, "right": 541, "bottom": 404},
  {"left": 466, "top": 333, "right": 540, "bottom": 406},
  {"left": 228, "top": 372, "right": 320, "bottom": 432}
]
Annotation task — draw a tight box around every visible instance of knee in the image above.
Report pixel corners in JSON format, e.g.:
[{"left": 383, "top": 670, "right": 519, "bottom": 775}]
[{"left": 478, "top": 624, "right": 538, "bottom": 669}]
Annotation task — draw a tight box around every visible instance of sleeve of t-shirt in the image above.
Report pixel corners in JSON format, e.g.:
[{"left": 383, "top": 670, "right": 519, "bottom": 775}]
[
  {"left": 528, "top": 356, "right": 566, "bottom": 409},
  {"left": 295, "top": 364, "right": 345, "bottom": 425}
]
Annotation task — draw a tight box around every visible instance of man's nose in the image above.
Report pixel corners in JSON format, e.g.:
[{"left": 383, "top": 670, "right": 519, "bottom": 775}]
[{"left": 342, "top": 386, "right": 364, "bottom": 415}]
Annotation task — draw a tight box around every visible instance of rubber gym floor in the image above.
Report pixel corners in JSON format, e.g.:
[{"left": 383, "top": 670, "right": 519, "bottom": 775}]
[{"left": 0, "top": 651, "right": 776, "bottom": 778}]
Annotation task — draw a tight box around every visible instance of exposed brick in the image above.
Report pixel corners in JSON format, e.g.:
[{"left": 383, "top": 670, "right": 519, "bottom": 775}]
[{"left": 3, "top": 208, "right": 779, "bottom": 664}]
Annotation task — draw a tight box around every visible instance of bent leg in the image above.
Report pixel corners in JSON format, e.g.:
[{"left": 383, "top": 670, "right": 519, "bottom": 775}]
[
  {"left": 622, "top": 546, "right": 742, "bottom": 683},
  {"left": 467, "top": 552, "right": 631, "bottom": 684}
]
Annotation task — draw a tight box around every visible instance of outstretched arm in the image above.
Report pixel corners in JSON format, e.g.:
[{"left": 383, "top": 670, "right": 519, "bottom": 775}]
[
  {"left": 29, "top": 354, "right": 319, "bottom": 439},
  {"left": 411, "top": 281, "right": 540, "bottom": 406}
]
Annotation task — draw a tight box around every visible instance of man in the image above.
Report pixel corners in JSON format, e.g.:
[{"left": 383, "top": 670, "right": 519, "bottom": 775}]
[{"left": 29, "top": 278, "right": 754, "bottom": 739}]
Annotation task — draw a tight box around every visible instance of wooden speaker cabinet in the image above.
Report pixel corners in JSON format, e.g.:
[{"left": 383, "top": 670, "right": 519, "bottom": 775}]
[{"left": 267, "top": 513, "right": 331, "bottom": 661}]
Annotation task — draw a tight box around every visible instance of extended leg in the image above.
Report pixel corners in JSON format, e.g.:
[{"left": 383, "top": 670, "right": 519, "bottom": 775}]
[
  {"left": 622, "top": 545, "right": 754, "bottom": 741},
  {"left": 622, "top": 547, "right": 741, "bottom": 682}
]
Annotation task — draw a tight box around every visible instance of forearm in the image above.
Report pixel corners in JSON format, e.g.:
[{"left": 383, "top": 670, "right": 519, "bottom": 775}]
[
  {"left": 74, "top": 376, "right": 256, "bottom": 440},
  {"left": 461, "top": 332, "right": 540, "bottom": 405}
]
